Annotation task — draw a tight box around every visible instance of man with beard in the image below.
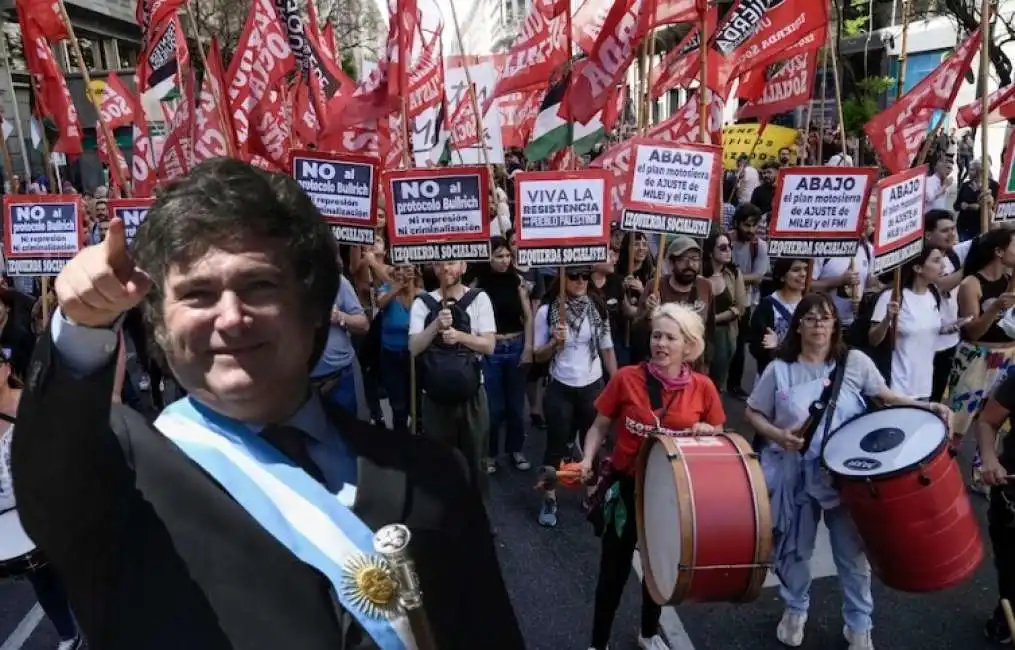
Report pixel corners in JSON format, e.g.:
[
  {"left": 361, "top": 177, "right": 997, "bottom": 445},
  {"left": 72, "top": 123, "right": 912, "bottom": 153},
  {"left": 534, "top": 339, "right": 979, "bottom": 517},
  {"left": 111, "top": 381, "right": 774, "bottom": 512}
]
[
  {"left": 749, "top": 161, "right": 779, "bottom": 218},
  {"left": 641, "top": 236, "right": 714, "bottom": 367},
  {"left": 727, "top": 205, "right": 770, "bottom": 398},
  {"left": 778, "top": 147, "right": 794, "bottom": 166}
]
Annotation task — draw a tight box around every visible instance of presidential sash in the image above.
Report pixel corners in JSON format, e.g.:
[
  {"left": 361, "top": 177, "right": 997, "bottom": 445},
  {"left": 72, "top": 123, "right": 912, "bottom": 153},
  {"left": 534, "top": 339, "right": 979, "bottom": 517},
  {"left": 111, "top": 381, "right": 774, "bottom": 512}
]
[{"left": 155, "top": 397, "right": 416, "bottom": 650}]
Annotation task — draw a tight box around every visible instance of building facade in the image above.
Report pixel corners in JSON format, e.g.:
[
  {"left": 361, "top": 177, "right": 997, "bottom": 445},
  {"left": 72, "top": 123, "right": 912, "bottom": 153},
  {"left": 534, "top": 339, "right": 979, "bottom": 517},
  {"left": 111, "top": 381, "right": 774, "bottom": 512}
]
[{"left": 0, "top": 0, "right": 141, "bottom": 190}]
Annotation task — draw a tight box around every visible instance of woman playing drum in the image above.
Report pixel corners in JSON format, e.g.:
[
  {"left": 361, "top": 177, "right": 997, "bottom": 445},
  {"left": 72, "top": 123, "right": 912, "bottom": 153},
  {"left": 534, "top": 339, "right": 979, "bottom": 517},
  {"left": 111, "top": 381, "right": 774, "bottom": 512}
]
[
  {"left": 578, "top": 303, "right": 724, "bottom": 650},
  {"left": 744, "top": 293, "right": 949, "bottom": 650}
]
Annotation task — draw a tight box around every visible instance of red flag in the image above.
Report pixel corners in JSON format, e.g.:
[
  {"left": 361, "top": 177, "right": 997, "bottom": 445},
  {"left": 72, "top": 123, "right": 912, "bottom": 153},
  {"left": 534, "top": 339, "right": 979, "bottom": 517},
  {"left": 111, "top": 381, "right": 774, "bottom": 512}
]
[
  {"left": 449, "top": 87, "right": 482, "bottom": 150},
  {"left": 98, "top": 72, "right": 136, "bottom": 130},
  {"left": 491, "top": 7, "right": 569, "bottom": 100},
  {"left": 564, "top": 0, "right": 653, "bottom": 124},
  {"left": 534, "top": 0, "right": 568, "bottom": 18},
  {"left": 136, "top": 0, "right": 186, "bottom": 43},
  {"left": 323, "top": 23, "right": 340, "bottom": 64},
  {"left": 573, "top": 0, "right": 615, "bottom": 54},
  {"left": 957, "top": 84, "right": 1015, "bottom": 129},
  {"left": 157, "top": 72, "right": 195, "bottom": 182},
  {"left": 227, "top": 0, "right": 296, "bottom": 158},
  {"left": 21, "top": 13, "right": 82, "bottom": 155},
  {"left": 737, "top": 51, "right": 819, "bottom": 121},
  {"left": 15, "top": 0, "right": 68, "bottom": 42},
  {"left": 406, "top": 27, "right": 444, "bottom": 119},
  {"left": 642, "top": 0, "right": 699, "bottom": 36},
  {"left": 865, "top": 26, "right": 982, "bottom": 173},
  {"left": 710, "top": 0, "right": 828, "bottom": 80},
  {"left": 97, "top": 121, "right": 130, "bottom": 190},
  {"left": 193, "top": 39, "right": 235, "bottom": 163},
  {"left": 248, "top": 84, "right": 291, "bottom": 172},
  {"left": 650, "top": 7, "right": 717, "bottom": 99},
  {"left": 602, "top": 84, "right": 626, "bottom": 133},
  {"left": 497, "top": 89, "right": 543, "bottom": 149}
]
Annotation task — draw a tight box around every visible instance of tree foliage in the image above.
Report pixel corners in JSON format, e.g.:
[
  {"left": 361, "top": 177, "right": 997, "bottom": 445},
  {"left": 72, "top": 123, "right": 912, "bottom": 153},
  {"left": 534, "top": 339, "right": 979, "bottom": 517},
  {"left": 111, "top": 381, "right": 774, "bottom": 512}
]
[
  {"left": 936, "top": 0, "right": 1012, "bottom": 87},
  {"left": 842, "top": 75, "right": 895, "bottom": 135}
]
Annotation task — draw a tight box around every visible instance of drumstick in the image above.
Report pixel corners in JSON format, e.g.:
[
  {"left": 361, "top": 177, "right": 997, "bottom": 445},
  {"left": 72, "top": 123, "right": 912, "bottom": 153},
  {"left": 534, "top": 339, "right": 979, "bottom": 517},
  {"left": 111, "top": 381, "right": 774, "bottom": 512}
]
[{"left": 1001, "top": 599, "right": 1015, "bottom": 641}]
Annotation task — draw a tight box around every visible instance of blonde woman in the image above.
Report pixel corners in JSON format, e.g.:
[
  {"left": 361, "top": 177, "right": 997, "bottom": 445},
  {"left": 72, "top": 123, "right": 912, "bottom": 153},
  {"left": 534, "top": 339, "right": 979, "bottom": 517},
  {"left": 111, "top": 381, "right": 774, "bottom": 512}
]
[{"left": 579, "top": 303, "right": 725, "bottom": 650}]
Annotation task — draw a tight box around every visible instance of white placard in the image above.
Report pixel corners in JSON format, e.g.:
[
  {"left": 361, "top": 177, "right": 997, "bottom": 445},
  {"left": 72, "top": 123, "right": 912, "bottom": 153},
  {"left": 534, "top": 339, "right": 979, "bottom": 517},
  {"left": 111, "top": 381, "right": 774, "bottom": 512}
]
[
  {"left": 630, "top": 144, "right": 715, "bottom": 214},
  {"left": 773, "top": 172, "right": 873, "bottom": 235},
  {"left": 518, "top": 178, "right": 607, "bottom": 240}
]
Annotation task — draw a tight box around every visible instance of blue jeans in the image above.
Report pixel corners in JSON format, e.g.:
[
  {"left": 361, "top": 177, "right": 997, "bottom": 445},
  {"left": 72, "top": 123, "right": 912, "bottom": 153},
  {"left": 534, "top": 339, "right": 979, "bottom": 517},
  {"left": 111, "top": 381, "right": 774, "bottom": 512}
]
[
  {"left": 321, "top": 365, "right": 357, "bottom": 414},
  {"left": 483, "top": 337, "right": 527, "bottom": 456},
  {"left": 779, "top": 504, "right": 873, "bottom": 633},
  {"left": 379, "top": 347, "right": 412, "bottom": 435}
]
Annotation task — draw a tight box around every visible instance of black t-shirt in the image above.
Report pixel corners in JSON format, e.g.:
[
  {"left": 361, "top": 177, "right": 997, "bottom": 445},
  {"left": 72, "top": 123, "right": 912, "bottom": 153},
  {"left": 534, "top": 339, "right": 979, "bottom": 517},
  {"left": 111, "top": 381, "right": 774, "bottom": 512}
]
[
  {"left": 991, "top": 370, "right": 1015, "bottom": 469},
  {"left": 591, "top": 272, "right": 625, "bottom": 342}
]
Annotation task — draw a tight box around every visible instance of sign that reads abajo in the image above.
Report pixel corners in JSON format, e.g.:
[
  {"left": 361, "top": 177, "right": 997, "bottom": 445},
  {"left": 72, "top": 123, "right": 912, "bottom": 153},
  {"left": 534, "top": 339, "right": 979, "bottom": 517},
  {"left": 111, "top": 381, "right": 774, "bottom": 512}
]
[
  {"left": 513, "top": 170, "right": 611, "bottom": 267},
  {"left": 108, "top": 198, "right": 154, "bottom": 246},
  {"left": 3, "top": 194, "right": 83, "bottom": 277},
  {"left": 872, "top": 166, "right": 927, "bottom": 275},
  {"left": 291, "top": 150, "right": 378, "bottom": 245},
  {"left": 767, "top": 166, "right": 877, "bottom": 258},
  {"left": 385, "top": 166, "right": 491, "bottom": 264}
]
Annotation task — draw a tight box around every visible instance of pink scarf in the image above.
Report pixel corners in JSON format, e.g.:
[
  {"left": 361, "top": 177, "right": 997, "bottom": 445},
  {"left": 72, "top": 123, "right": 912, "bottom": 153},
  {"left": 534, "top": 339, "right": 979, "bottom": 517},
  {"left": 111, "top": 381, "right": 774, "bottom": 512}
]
[{"left": 646, "top": 362, "right": 692, "bottom": 391}]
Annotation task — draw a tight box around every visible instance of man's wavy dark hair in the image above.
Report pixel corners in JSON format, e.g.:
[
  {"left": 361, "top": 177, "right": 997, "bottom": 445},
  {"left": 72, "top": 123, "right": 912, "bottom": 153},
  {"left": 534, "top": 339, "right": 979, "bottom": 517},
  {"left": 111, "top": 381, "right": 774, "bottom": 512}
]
[{"left": 130, "top": 158, "right": 340, "bottom": 371}]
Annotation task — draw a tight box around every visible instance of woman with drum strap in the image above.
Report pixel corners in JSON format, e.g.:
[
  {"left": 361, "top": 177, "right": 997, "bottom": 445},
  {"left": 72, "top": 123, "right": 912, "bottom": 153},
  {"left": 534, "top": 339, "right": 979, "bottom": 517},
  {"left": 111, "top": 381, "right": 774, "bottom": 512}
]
[
  {"left": 744, "top": 293, "right": 949, "bottom": 650},
  {"left": 0, "top": 347, "right": 82, "bottom": 650},
  {"left": 578, "top": 303, "right": 724, "bottom": 650},
  {"left": 948, "top": 228, "right": 1015, "bottom": 495}
]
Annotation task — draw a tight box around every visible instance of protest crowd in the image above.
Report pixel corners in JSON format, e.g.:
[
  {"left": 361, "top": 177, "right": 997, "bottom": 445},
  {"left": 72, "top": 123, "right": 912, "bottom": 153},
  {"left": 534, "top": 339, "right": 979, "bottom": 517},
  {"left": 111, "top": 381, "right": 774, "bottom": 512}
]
[{"left": 5, "top": 1, "right": 1015, "bottom": 650}]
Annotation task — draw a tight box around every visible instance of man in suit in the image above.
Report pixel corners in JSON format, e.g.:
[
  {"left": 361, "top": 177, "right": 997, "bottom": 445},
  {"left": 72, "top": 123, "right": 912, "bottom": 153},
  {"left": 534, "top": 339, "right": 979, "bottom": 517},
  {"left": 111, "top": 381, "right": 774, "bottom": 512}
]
[{"left": 12, "top": 159, "right": 524, "bottom": 650}]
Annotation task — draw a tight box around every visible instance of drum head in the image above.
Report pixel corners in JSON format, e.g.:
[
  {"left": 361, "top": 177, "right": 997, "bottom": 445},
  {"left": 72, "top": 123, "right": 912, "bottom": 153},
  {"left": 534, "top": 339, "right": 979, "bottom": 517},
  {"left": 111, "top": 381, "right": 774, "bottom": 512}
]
[
  {"left": 822, "top": 406, "right": 947, "bottom": 478},
  {"left": 642, "top": 439, "right": 683, "bottom": 599},
  {"left": 0, "top": 510, "right": 35, "bottom": 563}
]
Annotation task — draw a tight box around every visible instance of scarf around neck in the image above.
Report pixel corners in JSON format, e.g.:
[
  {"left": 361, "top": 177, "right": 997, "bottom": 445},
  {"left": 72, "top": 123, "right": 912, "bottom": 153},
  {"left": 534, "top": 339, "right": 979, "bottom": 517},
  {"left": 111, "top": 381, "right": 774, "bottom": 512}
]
[
  {"left": 647, "top": 362, "right": 692, "bottom": 391},
  {"left": 548, "top": 294, "right": 607, "bottom": 361}
]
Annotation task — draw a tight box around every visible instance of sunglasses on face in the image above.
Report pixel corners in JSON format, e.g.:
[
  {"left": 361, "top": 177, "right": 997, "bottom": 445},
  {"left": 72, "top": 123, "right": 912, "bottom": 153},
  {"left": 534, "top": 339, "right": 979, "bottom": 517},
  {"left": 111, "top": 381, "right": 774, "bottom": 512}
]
[
  {"left": 715, "top": 244, "right": 731, "bottom": 252},
  {"left": 567, "top": 272, "right": 590, "bottom": 281}
]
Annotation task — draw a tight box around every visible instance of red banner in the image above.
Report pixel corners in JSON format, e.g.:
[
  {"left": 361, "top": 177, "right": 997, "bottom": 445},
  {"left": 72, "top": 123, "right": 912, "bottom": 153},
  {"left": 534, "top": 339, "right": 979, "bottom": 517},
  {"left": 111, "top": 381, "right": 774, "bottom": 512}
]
[
  {"left": 98, "top": 72, "right": 135, "bottom": 130},
  {"left": 21, "top": 14, "right": 81, "bottom": 155},
  {"left": 650, "top": 7, "right": 716, "bottom": 99},
  {"left": 406, "top": 27, "right": 444, "bottom": 118},
  {"left": 497, "top": 89, "right": 543, "bottom": 149},
  {"left": 492, "top": 8, "right": 569, "bottom": 100},
  {"left": 193, "top": 39, "right": 235, "bottom": 163},
  {"left": 864, "top": 25, "right": 981, "bottom": 174},
  {"left": 737, "top": 51, "right": 818, "bottom": 121},
  {"left": 957, "top": 83, "right": 1015, "bottom": 129},
  {"left": 16, "top": 0, "right": 68, "bottom": 42}
]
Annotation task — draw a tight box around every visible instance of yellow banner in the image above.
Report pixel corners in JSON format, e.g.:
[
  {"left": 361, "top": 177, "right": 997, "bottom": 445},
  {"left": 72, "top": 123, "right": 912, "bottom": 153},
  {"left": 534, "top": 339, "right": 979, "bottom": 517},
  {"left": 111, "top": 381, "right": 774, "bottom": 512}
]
[{"left": 721, "top": 124, "right": 799, "bottom": 170}]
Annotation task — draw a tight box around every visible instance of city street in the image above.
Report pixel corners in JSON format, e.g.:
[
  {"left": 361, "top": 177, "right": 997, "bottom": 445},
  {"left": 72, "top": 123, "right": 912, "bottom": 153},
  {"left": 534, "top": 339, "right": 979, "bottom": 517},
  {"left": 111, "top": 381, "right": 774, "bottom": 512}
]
[{"left": 0, "top": 392, "right": 1005, "bottom": 650}]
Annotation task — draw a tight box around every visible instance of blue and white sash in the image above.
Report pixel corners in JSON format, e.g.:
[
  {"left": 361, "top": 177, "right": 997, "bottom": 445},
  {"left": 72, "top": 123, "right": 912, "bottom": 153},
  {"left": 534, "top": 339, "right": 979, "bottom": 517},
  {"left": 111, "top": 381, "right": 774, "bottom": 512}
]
[{"left": 154, "top": 397, "right": 415, "bottom": 650}]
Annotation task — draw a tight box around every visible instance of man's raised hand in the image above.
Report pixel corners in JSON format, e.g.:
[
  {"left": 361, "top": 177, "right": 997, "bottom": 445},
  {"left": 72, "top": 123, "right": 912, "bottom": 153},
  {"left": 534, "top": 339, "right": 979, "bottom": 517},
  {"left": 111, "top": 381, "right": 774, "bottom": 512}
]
[{"left": 54, "top": 217, "right": 152, "bottom": 328}]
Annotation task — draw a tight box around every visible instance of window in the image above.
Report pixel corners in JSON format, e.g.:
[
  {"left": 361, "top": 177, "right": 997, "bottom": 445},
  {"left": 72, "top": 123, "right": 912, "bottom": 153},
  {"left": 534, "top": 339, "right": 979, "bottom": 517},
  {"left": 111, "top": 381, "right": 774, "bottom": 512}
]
[
  {"left": 119, "top": 42, "right": 140, "bottom": 68},
  {"left": 68, "top": 37, "right": 97, "bottom": 71}
]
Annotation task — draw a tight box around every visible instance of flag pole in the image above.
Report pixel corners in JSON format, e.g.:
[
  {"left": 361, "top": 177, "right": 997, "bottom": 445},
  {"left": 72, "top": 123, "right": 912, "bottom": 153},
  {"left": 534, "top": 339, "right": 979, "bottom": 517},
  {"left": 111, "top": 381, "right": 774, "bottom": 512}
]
[
  {"left": 447, "top": 1, "right": 494, "bottom": 175},
  {"left": 698, "top": 6, "right": 708, "bottom": 144},
  {"left": 54, "top": 0, "right": 128, "bottom": 195},
  {"left": 890, "top": 0, "right": 911, "bottom": 342},
  {"left": 981, "top": 0, "right": 993, "bottom": 234},
  {"left": 0, "top": 15, "right": 33, "bottom": 181},
  {"left": 182, "top": 3, "right": 236, "bottom": 158}
]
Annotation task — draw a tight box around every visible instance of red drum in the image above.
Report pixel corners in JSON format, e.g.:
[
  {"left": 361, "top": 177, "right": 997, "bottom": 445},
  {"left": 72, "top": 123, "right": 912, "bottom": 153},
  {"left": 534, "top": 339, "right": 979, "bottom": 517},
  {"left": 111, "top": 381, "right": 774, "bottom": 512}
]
[
  {"left": 822, "top": 406, "right": 983, "bottom": 593},
  {"left": 636, "top": 433, "right": 772, "bottom": 606}
]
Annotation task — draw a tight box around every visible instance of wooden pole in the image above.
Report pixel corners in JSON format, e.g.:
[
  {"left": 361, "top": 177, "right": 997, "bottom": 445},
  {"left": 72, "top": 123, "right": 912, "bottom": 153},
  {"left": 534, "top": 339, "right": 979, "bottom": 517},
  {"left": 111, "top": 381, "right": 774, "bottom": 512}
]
[
  {"left": 818, "top": 44, "right": 828, "bottom": 164},
  {"left": 183, "top": 3, "right": 236, "bottom": 158},
  {"left": 698, "top": 10, "right": 708, "bottom": 144},
  {"left": 0, "top": 131, "right": 16, "bottom": 190},
  {"left": 981, "top": 0, "right": 993, "bottom": 233},
  {"left": 447, "top": 0, "right": 496, "bottom": 191},
  {"left": 890, "top": 0, "right": 912, "bottom": 340},
  {"left": 55, "top": 0, "right": 128, "bottom": 195}
]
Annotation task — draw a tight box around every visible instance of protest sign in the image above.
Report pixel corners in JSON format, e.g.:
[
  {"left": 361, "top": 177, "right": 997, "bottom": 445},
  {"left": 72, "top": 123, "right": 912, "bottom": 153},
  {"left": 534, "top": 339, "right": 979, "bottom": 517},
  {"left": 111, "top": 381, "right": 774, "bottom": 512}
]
[
  {"left": 768, "top": 166, "right": 877, "bottom": 258},
  {"left": 291, "top": 150, "right": 378, "bottom": 245},
  {"left": 872, "top": 166, "right": 927, "bottom": 274},
  {"left": 107, "top": 198, "right": 154, "bottom": 246},
  {"left": 995, "top": 199, "right": 1015, "bottom": 222},
  {"left": 3, "top": 195, "right": 83, "bottom": 277},
  {"left": 621, "top": 137, "right": 720, "bottom": 238},
  {"left": 513, "top": 170, "right": 611, "bottom": 267},
  {"left": 384, "top": 166, "right": 491, "bottom": 264}
]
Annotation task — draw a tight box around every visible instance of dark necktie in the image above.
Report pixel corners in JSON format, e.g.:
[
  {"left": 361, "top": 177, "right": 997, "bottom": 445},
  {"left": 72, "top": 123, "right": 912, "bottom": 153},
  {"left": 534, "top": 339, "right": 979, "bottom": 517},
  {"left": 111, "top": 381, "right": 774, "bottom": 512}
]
[{"left": 260, "top": 425, "right": 327, "bottom": 485}]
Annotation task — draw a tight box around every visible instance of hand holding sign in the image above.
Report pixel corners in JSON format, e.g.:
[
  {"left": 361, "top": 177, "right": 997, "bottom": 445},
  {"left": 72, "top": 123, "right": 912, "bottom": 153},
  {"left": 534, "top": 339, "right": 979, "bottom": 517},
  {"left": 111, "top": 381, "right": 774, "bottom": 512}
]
[{"left": 55, "top": 218, "right": 152, "bottom": 328}]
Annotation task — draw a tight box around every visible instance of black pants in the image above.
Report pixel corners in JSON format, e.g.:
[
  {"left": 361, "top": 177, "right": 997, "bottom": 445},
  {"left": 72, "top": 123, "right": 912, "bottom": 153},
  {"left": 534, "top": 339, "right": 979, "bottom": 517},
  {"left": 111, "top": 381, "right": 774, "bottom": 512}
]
[
  {"left": 727, "top": 309, "right": 752, "bottom": 392},
  {"left": 932, "top": 346, "right": 957, "bottom": 403},
  {"left": 590, "top": 476, "right": 661, "bottom": 648},
  {"left": 27, "top": 565, "right": 78, "bottom": 640},
  {"left": 542, "top": 378, "right": 602, "bottom": 468},
  {"left": 990, "top": 485, "right": 1015, "bottom": 604}
]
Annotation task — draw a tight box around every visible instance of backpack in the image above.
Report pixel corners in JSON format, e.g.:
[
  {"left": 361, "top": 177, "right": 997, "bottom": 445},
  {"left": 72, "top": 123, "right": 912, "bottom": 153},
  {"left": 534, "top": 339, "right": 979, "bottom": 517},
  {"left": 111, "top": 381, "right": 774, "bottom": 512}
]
[{"left": 417, "top": 289, "right": 482, "bottom": 404}]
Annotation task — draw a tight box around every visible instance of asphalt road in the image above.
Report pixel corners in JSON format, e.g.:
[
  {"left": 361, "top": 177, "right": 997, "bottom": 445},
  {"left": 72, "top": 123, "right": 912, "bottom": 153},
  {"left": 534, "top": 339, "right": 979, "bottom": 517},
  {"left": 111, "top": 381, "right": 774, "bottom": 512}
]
[{"left": 0, "top": 387, "right": 1006, "bottom": 650}]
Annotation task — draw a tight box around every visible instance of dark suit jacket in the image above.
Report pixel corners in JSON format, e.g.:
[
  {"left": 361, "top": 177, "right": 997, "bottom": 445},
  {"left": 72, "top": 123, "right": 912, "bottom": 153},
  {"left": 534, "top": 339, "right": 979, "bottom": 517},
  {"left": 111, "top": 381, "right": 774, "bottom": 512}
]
[{"left": 12, "top": 331, "right": 525, "bottom": 650}]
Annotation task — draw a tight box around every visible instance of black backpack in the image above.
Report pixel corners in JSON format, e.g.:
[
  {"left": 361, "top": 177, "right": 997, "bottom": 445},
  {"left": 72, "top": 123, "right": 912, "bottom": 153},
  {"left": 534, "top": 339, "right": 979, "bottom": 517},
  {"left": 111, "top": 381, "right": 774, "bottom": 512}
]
[{"left": 417, "top": 289, "right": 483, "bottom": 405}]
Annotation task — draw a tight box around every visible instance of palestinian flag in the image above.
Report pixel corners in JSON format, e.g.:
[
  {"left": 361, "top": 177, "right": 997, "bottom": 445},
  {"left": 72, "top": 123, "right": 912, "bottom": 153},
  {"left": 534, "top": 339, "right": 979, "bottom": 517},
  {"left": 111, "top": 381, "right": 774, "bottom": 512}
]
[
  {"left": 572, "top": 113, "right": 605, "bottom": 155},
  {"left": 524, "top": 73, "right": 570, "bottom": 162}
]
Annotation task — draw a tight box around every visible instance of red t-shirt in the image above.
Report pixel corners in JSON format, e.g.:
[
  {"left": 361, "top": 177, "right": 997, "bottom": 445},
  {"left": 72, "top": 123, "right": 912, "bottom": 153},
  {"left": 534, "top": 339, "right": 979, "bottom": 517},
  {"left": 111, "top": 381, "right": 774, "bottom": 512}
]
[{"left": 596, "top": 364, "right": 726, "bottom": 474}]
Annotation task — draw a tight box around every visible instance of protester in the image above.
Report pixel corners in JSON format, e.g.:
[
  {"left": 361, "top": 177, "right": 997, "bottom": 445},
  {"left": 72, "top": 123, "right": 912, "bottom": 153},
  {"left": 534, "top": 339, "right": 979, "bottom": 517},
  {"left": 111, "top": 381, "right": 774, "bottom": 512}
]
[
  {"left": 702, "top": 231, "right": 747, "bottom": 392},
  {"left": 728, "top": 204, "right": 770, "bottom": 397},
  {"left": 748, "top": 258, "right": 808, "bottom": 376},
  {"left": 749, "top": 161, "right": 779, "bottom": 217},
  {"left": 954, "top": 158, "right": 999, "bottom": 242},
  {"left": 409, "top": 259, "right": 497, "bottom": 492},
  {"left": 735, "top": 153, "right": 761, "bottom": 205},
  {"left": 579, "top": 303, "right": 723, "bottom": 650},
  {"left": 311, "top": 254, "right": 370, "bottom": 414},
  {"left": 474, "top": 237, "right": 533, "bottom": 473},
  {"left": 924, "top": 155, "right": 954, "bottom": 212},
  {"left": 533, "top": 269, "right": 617, "bottom": 527},
  {"left": 375, "top": 263, "right": 421, "bottom": 435},
  {"left": 615, "top": 231, "right": 655, "bottom": 364},
  {"left": 924, "top": 210, "right": 971, "bottom": 401}
]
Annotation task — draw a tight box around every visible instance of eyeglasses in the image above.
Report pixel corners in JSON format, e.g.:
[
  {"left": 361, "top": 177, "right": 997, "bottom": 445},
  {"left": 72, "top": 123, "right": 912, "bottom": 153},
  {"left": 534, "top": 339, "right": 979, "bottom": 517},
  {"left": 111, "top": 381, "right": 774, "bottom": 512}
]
[
  {"left": 715, "top": 244, "right": 731, "bottom": 252},
  {"left": 669, "top": 255, "right": 702, "bottom": 265},
  {"left": 801, "top": 315, "right": 835, "bottom": 327},
  {"left": 567, "top": 272, "right": 590, "bottom": 281}
]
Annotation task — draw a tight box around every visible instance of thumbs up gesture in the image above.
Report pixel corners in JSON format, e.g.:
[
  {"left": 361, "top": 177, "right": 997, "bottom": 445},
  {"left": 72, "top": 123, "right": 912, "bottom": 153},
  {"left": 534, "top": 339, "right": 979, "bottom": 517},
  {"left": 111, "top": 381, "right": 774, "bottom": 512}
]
[{"left": 54, "top": 217, "right": 152, "bottom": 328}]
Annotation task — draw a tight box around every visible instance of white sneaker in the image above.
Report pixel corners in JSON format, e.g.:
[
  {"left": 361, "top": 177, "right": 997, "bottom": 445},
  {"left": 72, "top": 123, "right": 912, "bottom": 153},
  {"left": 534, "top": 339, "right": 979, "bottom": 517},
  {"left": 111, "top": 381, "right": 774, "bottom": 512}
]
[
  {"left": 844, "top": 625, "right": 874, "bottom": 650},
  {"left": 776, "top": 611, "right": 807, "bottom": 647},
  {"left": 56, "top": 638, "right": 82, "bottom": 650},
  {"left": 637, "top": 634, "right": 669, "bottom": 649}
]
